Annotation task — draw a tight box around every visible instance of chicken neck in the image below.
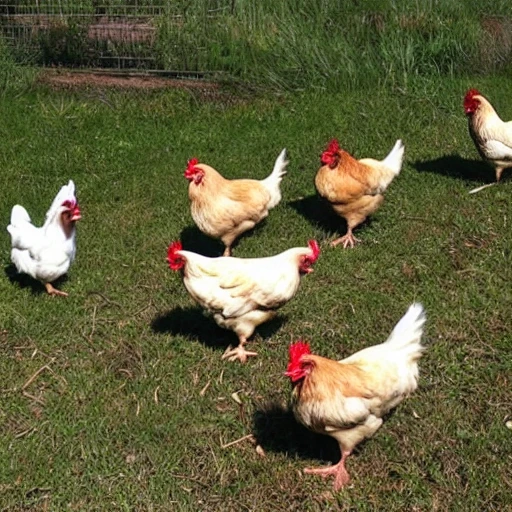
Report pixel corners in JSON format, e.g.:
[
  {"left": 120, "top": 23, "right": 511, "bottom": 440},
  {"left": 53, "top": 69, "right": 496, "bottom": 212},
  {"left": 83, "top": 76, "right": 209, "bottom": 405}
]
[
  {"left": 304, "top": 449, "right": 351, "bottom": 490},
  {"left": 221, "top": 337, "right": 257, "bottom": 363}
]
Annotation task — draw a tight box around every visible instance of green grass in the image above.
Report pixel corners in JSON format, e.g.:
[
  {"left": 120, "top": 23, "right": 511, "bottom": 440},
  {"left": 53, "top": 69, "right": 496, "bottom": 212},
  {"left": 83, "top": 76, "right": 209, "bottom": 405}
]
[
  {"left": 0, "top": 73, "right": 511, "bottom": 511},
  {"left": 5, "top": 0, "right": 512, "bottom": 89}
]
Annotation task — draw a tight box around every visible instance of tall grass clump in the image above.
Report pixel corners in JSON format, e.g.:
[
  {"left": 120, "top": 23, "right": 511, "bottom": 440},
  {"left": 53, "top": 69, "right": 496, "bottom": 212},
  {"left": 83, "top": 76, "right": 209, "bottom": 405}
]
[
  {"left": 153, "top": 0, "right": 512, "bottom": 91},
  {"left": 3, "top": 0, "right": 512, "bottom": 91},
  {"left": 0, "top": 39, "right": 36, "bottom": 93}
]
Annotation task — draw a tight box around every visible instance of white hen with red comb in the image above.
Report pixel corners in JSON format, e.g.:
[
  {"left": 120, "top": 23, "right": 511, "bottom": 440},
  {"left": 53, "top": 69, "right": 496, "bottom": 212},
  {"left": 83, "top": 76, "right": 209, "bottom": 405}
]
[
  {"left": 168, "top": 240, "right": 320, "bottom": 363},
  {"left": 7, "top": 180, "right": 81, "bottom": 297}
]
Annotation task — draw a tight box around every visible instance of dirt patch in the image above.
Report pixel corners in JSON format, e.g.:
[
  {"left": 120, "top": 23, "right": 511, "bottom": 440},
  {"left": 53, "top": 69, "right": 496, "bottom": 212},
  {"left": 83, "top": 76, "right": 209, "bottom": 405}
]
[{"left": 38, "top": 69, "right": 220, "bottom": 91}]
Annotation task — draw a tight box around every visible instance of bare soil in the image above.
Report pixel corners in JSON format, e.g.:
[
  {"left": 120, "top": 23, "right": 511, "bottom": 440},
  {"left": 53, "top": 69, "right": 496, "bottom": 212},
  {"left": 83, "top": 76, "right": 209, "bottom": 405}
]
[{"left": 38, "top": 69, "right": 220, "bottom": 91}]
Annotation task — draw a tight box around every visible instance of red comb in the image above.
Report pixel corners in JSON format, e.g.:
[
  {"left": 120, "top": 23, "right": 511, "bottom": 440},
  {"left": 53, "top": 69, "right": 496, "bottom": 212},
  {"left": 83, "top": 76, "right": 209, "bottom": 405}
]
[
  {"left": 326, "top": 139, "right": 340, "bottom": 154},
  {"left": 288, "top": 340, "right": 311, "bottom": 363},
  {"left": 187, "top": 158, "right": 199, "bottom": 172},
  {"left": 321, "top": 139, "right": 341, "bottom": 167},
  {"left": 308, "top": 240, "right": 320, "bottom": 262},
  {"left": 464, "top": 89, "right": 481, "bottom": 102},
  {"left": 167, "top": 241, "right": 185, "bottom": 271},
  {"left": 61, "top": 199, "right": 77, "bottom": 209}
]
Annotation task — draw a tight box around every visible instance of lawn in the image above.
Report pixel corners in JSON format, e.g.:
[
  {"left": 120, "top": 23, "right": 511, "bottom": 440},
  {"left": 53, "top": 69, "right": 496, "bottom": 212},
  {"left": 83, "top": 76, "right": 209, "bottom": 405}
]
[{"left": 0, "top": 74, "right": 511, "bottom": 511}]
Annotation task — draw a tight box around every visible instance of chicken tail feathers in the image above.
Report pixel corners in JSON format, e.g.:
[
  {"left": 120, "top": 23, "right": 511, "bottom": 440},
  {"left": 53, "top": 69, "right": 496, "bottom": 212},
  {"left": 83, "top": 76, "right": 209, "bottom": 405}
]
[
  {"left": 7, "top": 205, "right": 35, "bottom": 250},
  {"left": 9, "top": 205, "right": 31, "bottom": 227},
  {"left": 382, "top": 139, "right": 405, "bottom": 176},
  {"left": 384, "top": 303, "right": 426, "bottom": 359},
  {"left": 261, "top": 148, "right": 288, "bottom": 209}
]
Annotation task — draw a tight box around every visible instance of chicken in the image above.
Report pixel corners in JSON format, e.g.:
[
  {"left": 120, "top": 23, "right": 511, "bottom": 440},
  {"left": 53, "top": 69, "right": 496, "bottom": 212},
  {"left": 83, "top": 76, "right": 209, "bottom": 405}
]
[
  {"left": 7, "top": 180, "right": 81, "bottom": 297},
  {"left": 315, "top": 138, "right": 404, "bottom": 248},
  {"left": 167, "top": 239, "right": 320, "bottom": 363},
  {"left": 184, "top": 149, "right": 288, "bottom": 256},
  {"left": 285, "top": 303, "right": 426, "bottom": 490},
  {"left": 464, "top": 88, "right": 512, "bottom": 191}
]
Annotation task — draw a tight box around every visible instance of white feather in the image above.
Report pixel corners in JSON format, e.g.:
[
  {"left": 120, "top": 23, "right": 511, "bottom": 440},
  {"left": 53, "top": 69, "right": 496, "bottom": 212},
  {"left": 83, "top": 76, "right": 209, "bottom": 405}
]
[{"left": 259, "top": 148, "right": 288, "bottom": 209}]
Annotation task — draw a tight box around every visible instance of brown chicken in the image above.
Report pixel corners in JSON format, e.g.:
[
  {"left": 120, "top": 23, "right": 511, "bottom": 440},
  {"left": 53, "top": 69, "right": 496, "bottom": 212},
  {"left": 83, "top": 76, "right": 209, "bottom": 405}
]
[
  {"left": 315, "top": 139, "right": 404, "bottom": 248},
  {"left": 464, "top": 88, "right": 512, "bottom": 193},
  {"left": 184, "top": 149, "right": 288, "bottom": 256},
  {"left": 286, "top": 303, "right": 426, "bottom": 490}
]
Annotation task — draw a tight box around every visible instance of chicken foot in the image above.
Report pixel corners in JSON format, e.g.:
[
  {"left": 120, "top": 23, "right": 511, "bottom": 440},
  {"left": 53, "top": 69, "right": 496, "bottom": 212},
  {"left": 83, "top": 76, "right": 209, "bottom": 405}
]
[
  {"left": 44, "top": 282, "right": 69, "bottom": 297},
  {"left": 221, "top": 338, "right": 257, "bottom": 363},
  {"left": 304, "top": 450, "right": 351, "bottom": 490},
  {"left": 330, "top": 229, "right": 360, "bottom": 249},
  {"left": 469, "top": 166, "right": 508, "bottom": 194}
]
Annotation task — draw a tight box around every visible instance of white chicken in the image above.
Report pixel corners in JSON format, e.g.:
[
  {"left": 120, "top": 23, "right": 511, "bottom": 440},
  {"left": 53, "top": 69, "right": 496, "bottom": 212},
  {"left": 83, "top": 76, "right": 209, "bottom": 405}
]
[
  {"left": 464, "top": 88, "right": 512, "bottom": 192},
  {"left": 7, "top": 180, "right": 81, "bottom": 297},
  {"left": 286, "top": 303, "right": 426, "bottom": 489},
  {"left": 167, "top": 240, "right": 320, "bottom": 362}
]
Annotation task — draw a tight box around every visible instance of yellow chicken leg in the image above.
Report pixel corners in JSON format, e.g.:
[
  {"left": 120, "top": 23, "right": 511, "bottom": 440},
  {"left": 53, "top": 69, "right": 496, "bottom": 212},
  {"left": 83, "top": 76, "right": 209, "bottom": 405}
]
[
  {"left": 44, "top": 282, "right": 68, "bottom": 297},
  {"left": 304, "top": 450, "right": 351, "bottom": 490},
  {"left": 330, "top": 228, "right": 361, "bottom": 249},
  {"left": 221, "top": 337, "right": 257, "bottom": 363}
]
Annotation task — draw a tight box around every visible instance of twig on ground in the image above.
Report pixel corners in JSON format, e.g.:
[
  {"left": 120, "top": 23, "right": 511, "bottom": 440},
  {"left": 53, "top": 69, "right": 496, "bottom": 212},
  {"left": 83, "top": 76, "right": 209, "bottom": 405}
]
[
  {"left": 22, "top": 359, "right": 55, "bottom": 391},
  {"left": 221, "top": 434, "right": 254, "bottom": 449}
]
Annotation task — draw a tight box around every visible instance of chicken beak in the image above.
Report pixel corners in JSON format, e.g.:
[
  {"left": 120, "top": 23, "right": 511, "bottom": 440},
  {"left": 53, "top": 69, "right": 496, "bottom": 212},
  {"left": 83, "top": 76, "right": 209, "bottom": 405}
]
[{"left": 70, "top": 206, "right": 82, "bottom": 221}]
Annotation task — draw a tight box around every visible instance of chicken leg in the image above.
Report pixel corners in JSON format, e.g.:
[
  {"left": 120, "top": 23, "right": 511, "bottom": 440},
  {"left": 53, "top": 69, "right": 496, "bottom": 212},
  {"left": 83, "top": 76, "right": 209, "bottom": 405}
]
[
  {"left": 44, "top": 282, "right": 68, "bottom": 297},
  {"left": 304, "top": 450, "right": 351, "bottom": 490},
  {"left": 221, "top": 337, "right": 257, "bottom": 363},
  {"left": 330, "top": 228, "right": 360, "bottom": 249}
]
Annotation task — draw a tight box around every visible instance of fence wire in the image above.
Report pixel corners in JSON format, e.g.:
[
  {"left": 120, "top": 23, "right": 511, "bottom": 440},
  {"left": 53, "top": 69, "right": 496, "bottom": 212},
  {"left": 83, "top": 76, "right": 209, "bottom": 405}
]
[{"left": 0, "top": 1, "right": 230, "bottom": 70}]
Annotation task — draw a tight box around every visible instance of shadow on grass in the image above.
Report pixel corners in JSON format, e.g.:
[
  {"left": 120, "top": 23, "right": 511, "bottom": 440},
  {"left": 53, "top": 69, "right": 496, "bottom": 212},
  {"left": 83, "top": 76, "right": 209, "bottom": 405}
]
[
  {"left": 252, "top": 399, "right": 339, "bottom": 464},
  {"left": 4, "top": 263, "right": 68, "bottom": 295},
  {"left": 150, "top": 306, "right": 287, "bottom": 351},
  {"left": 288, "top": 194, "right": 381, "bottom": 243},
  {"left": 288, "top": 195, "right": 343, "bottom": 236},
  {"left": 180, "top": 220, "right": 270, "bottom": 258},
  {"left": 413, "top": 154, "right": 492, "bottom": 183},
  {"left": 179, "top": 225, "right": 224, "bottom": 257}
]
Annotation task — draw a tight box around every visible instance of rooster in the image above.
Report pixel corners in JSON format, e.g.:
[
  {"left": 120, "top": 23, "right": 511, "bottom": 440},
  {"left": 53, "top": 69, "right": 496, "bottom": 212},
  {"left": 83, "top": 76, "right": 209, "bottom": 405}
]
[
  {"left": 167, "top": 239, "right": 320, "bottom": 363},
  {"left": 7, "top": 180, "right": 81, "bottom": 297},
  {"left": 285, "top": 303, "right": 426, "bottom": 490},
  {"left": 184, "top": 149, "right": 288, "bottom": 256},
  {"left": 464, "top": 88, "right": 512, "bottom": 192},
  {"left": 315, "top": 139, "right": 404, "bottom": 248}
]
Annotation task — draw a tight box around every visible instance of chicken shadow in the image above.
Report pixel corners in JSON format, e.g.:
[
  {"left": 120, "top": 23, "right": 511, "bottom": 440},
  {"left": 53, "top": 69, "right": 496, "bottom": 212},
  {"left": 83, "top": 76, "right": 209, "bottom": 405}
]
[
  {"left": 288, "top": 194, "right": 378, "bottom": 239},
  {"left": 253, "top": 399, "right": 400, "bottom": 464},
  {"left": 179, "top": 221, "right": 270, "bottom": 258},
  {"left": 150, "top": 306, "right": 286, "bottom": 352},
  {"left": 252, "top": 399, "right": 339, "bottom": 464},
  {"left": 179, "top": 225, "right": 225, "bottom": 257},
  {"left": 288, "top": 194, "right": 344, "bottom": 236},
  {"left": 4, "top": 263, "right": 68, "bottom": 295},
  {"left": 413, "top": 154, "right": 493, "bottom": 183}
]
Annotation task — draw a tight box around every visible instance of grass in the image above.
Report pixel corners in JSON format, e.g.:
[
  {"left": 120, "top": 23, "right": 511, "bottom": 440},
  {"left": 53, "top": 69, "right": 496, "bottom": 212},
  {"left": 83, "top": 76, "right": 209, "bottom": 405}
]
[
  {"left": 0, "top": 72, "right": 511, "bottom": 511},
  {"left": 4, "top": 0, "right": 512, "bottom": 89}
]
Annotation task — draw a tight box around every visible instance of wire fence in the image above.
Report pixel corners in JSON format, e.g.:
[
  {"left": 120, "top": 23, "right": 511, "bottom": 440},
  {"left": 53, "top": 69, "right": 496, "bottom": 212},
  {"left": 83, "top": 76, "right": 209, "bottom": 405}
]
[{"left": 0, "top": 1, "right": 231, "bottom": 71}]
